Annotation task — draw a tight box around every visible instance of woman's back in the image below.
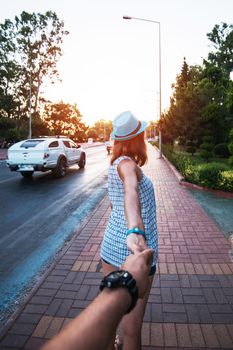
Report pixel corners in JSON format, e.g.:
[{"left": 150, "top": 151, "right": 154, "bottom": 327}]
[{"left": 101, "top": 155, "right": 158, "bottom": 267}]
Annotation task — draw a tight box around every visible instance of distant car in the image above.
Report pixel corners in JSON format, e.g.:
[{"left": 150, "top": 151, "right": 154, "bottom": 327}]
[
  {"left": 147, "top": 137, "right": 158, "bottom": 142},
  {"left": 105, "top": 140, "right": 113, "bottom": 154},
  {"left": 7, "top": 136, "right": 86, "bottom": 178},
  {"left": 87, "top": 138, "right": 93, "bottom": 145}
]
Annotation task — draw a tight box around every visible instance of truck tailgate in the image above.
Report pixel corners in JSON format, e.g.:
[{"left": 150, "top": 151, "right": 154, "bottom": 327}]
[{"left": 8, "top": 149, "right": 45, "bottom": 164}]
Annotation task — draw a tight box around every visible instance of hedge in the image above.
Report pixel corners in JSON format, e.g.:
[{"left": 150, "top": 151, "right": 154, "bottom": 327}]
[{"left": 162, "top": 144, "right": 233, "bottom": 192}]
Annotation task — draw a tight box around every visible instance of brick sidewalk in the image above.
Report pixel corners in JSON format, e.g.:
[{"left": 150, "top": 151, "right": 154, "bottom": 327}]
[{"left": 0, "top": 145, "right": 233, "bottom": 349}]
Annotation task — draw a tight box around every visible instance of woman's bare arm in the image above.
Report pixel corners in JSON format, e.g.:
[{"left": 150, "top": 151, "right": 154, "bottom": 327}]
[{"left": 118, "top": 159, "right": 147, "bottom": 253}]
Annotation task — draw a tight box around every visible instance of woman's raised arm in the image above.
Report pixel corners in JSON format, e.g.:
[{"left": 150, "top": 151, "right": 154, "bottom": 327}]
[{"left": 118, "top": 159, "right": 148, "bottom": 254}]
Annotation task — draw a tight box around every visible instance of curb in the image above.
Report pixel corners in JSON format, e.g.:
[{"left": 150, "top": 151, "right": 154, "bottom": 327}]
[
  {"left": 180, "top": 180, "right": 233, "bottom": 198},
  {"left": 162, "top": 152, "right": 233, "bottom": 199}
]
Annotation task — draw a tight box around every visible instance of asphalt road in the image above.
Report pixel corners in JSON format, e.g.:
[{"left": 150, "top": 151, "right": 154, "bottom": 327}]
[{"left": 0, "top": 144, "right": 110, "bottom": 322}]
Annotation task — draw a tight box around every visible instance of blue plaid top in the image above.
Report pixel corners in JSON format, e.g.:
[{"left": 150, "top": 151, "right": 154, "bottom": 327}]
[{"left": 101, "top": 156, "right": 158, "bottom": 268}]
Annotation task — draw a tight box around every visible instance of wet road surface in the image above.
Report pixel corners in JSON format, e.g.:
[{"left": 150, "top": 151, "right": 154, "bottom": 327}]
[{"left": 0, "top": 145, "right": 110, "bottom": 322}]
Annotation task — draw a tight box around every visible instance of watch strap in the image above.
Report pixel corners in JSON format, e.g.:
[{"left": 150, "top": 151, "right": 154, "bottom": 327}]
[{"left": 99, "top": 270, "right": 138, "bottom": 313}]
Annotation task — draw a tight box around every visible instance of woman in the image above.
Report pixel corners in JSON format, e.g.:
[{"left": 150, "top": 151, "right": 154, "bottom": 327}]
[{"left": 100, "top": 111, "right": 158, "bottom": 350}]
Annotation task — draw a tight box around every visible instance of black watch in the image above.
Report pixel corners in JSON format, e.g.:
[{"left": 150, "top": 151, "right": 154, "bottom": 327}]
[{"left": 99, "top": 270, "right": 138, "bottom": 313}]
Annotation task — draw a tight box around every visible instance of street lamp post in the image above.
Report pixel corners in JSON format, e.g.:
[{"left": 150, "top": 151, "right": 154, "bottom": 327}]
[
  {"left": 123, "top": 15, "right": 162, "bottom": 158},
  {"left": 28, "top": 37, "right": 32, "bottom": 140},
  {"left": 103, "top": 122, "right": 106, "bottom": 142},
  {"left": 29, "top": 70, "right": 32, "bottom": 139}
]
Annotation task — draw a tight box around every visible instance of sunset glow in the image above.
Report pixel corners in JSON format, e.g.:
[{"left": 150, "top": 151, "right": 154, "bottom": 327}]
[{"left": 1, "top": 0, "right": 233, "bottom": 126}]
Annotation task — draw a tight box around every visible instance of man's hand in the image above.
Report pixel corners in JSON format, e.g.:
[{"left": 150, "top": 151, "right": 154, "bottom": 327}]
[
  {"left": 126, "top": 233, "right": 148, "bottom": 254},
  {"left": 121, "top": 249, "right": 154, "bottom": 298}
]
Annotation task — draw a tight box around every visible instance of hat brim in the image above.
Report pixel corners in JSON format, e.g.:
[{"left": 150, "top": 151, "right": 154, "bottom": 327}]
[{"left": 110, "top": 121, "right": 147, "bottom": 141}]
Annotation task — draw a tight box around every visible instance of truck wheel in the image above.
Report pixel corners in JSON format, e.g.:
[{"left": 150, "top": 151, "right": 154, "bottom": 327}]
[
  {"left": 52, "top": 158, "right": 66, "bottom": 177},
  {"left": 20, "top": 171, "right": 34, "bottom": 178},
  {"left": 78, "top": 153, "right": 86, "bottom": 168}
]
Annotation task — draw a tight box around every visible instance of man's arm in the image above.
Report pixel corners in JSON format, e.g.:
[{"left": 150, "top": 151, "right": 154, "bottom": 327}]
[
  {"left": 41, "top": 288, "right": 131, "bottom": 350},
  {"left": 41, "top": 249, "right": 153, "bottom": 350}
]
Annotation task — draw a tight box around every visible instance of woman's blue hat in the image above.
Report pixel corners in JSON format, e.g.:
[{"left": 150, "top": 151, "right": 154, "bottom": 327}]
[{"left": 110, "top": 111, "right": 147, "bottom": 141}]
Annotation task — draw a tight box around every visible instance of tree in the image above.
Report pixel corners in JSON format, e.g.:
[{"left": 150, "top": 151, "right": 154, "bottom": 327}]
[
  {"left": 158, "top": 23, "right": 233, "bottom": 147},
  {"left": 0, "top": 11, "right": 68, "bottom": 134},
  {"left": 203, "top": 23, "right": 233, "bottom": 142},
  {"left": 86, "top": 128, "right": 98, "bottom": 140},
  {"left": 90, "top": 119, "right": 112, "bottom": 141},
  {"left": 228, "top": 128, "right": 233, "bottom": 166},
  {"left": 0, "top": 117, "right": 18, "bottom": 142},
  {"left": 147, "top": 121, "right": 157, "bottom": 139},
  {"left": 207, "top": 23, "right": 233, "bottom": 77},
  {"left": 199, "top": 136, "right": 214, "bottom": 161},
  {"left": 186, "top": 140, "right": 196, "bottom": 156},
  {"left": 32, "top": 116, "right": 50, "bottom": 137},
  {"left": 43, "top": 102, "right": 87, "bottom": 142},
  {"left": 157, "top": 59, "right": 203, "bottom": 144},
  {"left": 200, "top": 101, "right": 229, "bottom": 143}
]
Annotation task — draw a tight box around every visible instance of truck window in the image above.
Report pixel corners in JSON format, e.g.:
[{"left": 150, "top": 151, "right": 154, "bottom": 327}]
[
  {"left": 49, "top": 141, "right": 59, "bottom": 148},
  {"left": 20, "top": 140, "right": 44, "bottom": 148},
  {"left": 63, "top": 141, "right": 71, "bottom": 148},
  {"left": 70, "top": 141, "right": 78, "bottom": 148}
]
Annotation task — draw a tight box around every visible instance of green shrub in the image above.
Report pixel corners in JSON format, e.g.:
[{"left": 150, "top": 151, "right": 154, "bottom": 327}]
[
  {"left": 186, "top": 140, "right": 196, "bottom": 156},
  {"left": 219, "top": 171, "right": 233, "bottom": 192},
  {"left": 227, "top": 128, "right": 233, "bottom": 167},
  {"left": 158, "top": 143, "right": 232, "bottom": 191},
  {"left": 202, "top": 135, "right": 214, "bottom": 143},
  {"left": 228, "top": 155, "right": 233, "bottom": 167},
  {"left": 163, "top": 144, "right": 196, "bottom": 180},
  {"left": 162, "top": 143, "right": 174, "bottom": 161},
  {"left": 228, "top": 142, "right": 233, "bottom": 155},
  {"left": 229, "top": 128, "right": 233, "bottom": 140},
  {"left": 199, "top": 142, "right": 213, "bottom": 160},
  {"left": 150, "top": 141, "right": 157, "bottom": 147},
  {"left": 200, "top": 143, "right": 213, "bottom": 152},
  {"left": 197, "top": 163, "right": 228, "bottom": 189},
  {"left": 214, "top": 143, "right": 230, "bottom": 157},
  {"left": 177, "top": 136, "right": 186, "bottom": 146},
  {"left": 174, "top": 154, "right": 191, "bottom": 174},
  {"left": 199, "top": 150, "right": 212, "bottom": 161},
  {"left": 183, "top": 164, "right": 199, "bottom": 183}
]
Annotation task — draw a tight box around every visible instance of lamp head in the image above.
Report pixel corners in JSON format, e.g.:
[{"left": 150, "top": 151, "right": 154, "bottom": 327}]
[{"left": 123, "top": 16, "right": 132, "bottom": 20}]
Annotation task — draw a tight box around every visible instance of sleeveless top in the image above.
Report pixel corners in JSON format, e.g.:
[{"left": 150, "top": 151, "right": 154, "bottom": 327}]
[{"left": 100, "top": 156, "right": 158, "bottom": 268}]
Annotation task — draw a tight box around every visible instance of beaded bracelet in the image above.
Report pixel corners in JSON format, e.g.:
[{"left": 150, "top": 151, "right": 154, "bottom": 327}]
[{"left": 127, "top": 227, "right": 145, "bottom": 236}]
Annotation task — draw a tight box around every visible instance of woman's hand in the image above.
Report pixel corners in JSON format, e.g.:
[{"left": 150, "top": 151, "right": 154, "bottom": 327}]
[
  {"left": 126, "top": 233, "right": 148, "bottom": 254},
  {"left": 122, "top": 248, "right": 154, "bottom": 298}
]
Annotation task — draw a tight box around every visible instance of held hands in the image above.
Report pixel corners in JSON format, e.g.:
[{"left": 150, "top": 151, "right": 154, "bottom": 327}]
[
  {"left": 121, "top": 249, "right": 154, "bottom": 298},
  {"left": 126, "top": 233, "right": 148, "bottom": 254}
]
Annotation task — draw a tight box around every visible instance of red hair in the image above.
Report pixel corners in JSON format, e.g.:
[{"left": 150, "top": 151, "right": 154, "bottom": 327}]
[{"left": 110, "top": 132, "right": 147, "bottom": 167}]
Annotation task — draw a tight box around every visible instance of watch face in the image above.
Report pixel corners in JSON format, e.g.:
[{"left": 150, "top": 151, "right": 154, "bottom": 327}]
[
  {"left": 108, "top": 271, "right": 122, "bottom": 280},
  {"left": 108, "top": 271, "right": 129, "bottom": 280},
  {"left": 100, "top": 270, "right": 138, "bottom": 313}
]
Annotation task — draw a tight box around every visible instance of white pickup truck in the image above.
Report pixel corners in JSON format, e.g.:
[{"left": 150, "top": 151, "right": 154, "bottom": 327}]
[{"left": 6, "top": 136, "right": 86, "bottom": 178}]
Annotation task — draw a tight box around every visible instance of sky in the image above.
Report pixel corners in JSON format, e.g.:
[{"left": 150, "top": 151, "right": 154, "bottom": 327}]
[{"left": 1, "top": 0, "right": 233, "bottom": 126}]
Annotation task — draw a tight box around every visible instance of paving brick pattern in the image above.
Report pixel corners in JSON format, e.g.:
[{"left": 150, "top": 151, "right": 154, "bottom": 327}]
[{"left": 0, "top": 145, "right": 232, "bottom": 349}]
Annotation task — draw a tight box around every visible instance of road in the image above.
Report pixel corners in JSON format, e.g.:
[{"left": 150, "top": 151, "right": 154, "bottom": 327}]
[{"left": 0, "top": 144, "right": 110, "bottom": 323}]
